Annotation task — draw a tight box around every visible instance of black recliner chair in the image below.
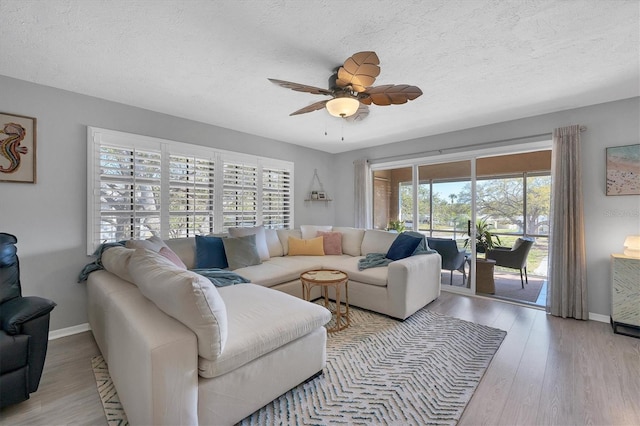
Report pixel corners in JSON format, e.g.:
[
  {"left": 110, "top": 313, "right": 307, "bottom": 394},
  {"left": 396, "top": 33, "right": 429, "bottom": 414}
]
[{"left": 0, "top": 233, "right": 56, "bottom": 408}]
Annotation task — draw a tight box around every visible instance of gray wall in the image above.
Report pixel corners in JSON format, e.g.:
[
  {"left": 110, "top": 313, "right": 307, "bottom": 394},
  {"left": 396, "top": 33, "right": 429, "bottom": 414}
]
[
  {"left": 0, "top": 75, "right": 335, "bottom": 331},
  {"left": 1, "top": 73, "right": 637, "bottom": 331},
  {"left": 332, "top": 97, "right": 640, "bottom": 318}
]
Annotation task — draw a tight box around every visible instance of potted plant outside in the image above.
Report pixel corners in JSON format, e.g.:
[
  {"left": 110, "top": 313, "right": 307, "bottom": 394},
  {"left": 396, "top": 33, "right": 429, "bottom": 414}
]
[
  {"left": 465, "top": 219, "right": 501, "bottom": 253},
  {"left": 387, "top": 220, "right": 406, "bottom": 233}
]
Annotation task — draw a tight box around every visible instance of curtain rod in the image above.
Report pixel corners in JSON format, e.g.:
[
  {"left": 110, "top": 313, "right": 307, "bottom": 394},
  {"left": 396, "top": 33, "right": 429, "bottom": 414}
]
[{"left": 369, "top": 126, "right": 586, "bottom": 165}]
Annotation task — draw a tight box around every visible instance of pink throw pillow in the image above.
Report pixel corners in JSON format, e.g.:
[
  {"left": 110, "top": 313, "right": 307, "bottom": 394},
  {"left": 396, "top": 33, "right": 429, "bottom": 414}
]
[
  {"left": 159, "top": 246, "right": 188, "bottom": 269},
  {"left": 317, "top": 231, "right": 343, "bottom": 255}
]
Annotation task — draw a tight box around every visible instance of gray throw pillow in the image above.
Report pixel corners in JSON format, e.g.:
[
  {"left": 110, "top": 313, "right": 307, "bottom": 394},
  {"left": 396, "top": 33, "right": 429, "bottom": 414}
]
[{"left": 222, "top": 234, "right": 262, "bottom": 270}]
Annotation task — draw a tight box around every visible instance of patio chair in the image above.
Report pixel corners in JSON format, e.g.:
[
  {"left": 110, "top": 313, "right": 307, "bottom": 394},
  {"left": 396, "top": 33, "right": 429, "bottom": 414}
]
[
  {"left": 486, "top": 237, "right": 534, "bottom": 288},
  {"left": 426, "top": 237, "right": 469, "bottom": 285}
]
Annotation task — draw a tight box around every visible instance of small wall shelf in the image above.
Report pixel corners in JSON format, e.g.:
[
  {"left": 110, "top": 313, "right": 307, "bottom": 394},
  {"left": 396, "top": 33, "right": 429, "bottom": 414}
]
[{"left": 307, "top": 169, "right": 331, "bottom": 202}]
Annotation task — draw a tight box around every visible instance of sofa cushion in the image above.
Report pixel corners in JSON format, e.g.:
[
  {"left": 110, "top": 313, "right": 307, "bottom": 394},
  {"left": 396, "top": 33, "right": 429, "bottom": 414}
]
[
  {"left": 195, "top": 235, "right": 228, "bottom": 269},
  {"left": 386, "top": 233, "right": 422, "bottom": 261},
  {"left": 229, "top": 225, "right": 270, "bottom": 261},
  {"left": 126, "top": 236, "right": 187, "bottom": 269},
  {"left": 222, "top": 234, "right": 262, "bottom": 270},
  {"left": 264, "top": 228, "right": 284, "bottom": 258},
  {"left": 101, "top": 246, "right": 135, "bottom": 283},
  {"left": 300, "top": 225, "right": 332, "bottom": 240},
  {"left": 331, "top": 256, "right": 389, "bottom": 287},
  {"left": 317, "top": 231, "right": 342, "bottom": 255},
  {"left": 333, "top": 227, "right": 365, "bottom": 257},
  {"left": 128, "top": 248, "right": 228, "bottom": 361},
  {"left": 235, "top": 255, "right": 342, "bottom": 287},
  {"left": 276, "top": 229, "right": 302, "bottom": 255},
  {"left": 198, "top": 284, "right": 331, "bottom": 378},
  {"left": 360, "top": 229, "right": 398, "bottom": 255},
  {"left": 288, "top": 236, "right": 324, "bottom": 256}
]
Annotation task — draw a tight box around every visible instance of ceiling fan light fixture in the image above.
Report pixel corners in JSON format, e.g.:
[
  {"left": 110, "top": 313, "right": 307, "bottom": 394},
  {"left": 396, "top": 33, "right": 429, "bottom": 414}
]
[{"left": 325, "top": 96, "right": 360, "bottom": 118}]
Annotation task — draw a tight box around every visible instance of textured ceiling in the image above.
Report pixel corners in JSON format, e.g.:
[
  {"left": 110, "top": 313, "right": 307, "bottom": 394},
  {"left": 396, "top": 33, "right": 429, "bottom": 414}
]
[{"left": 0, "top": 0, "right": 638, "bottom": 153}]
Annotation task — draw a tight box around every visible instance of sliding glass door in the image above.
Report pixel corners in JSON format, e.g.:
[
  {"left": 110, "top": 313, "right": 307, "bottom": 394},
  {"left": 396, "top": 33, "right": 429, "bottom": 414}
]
[{"left": 371, "top": 146, "right": 552, "bottom": 303}]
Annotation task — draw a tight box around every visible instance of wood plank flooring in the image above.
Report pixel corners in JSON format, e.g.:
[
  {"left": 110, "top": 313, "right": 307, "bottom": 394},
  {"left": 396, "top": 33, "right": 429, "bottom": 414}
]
[{"left": 1, "top": 291, "right": 638, "bottom": 426}]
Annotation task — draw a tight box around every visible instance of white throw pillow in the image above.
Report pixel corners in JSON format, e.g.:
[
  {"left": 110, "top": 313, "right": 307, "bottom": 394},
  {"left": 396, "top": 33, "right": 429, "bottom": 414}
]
[
  {"left": 333, "top": 227, "right": 366, "bottom": 257},
  {"left": 360, "top": 229, "right": 399, "bottom": 255},
  {"left": 276, "top": 229, "right": 302, "bottom": 255},
  {"left": 228, "top": 225, "right": 270, "bottom": 261},
  {"left": 264, "top": 228, "right": 284, "bottom": 258},
  {"left": 300, "top": 225, "right": 332, "bottom": 240},
  {"left": 128, "top": 248, "right": 228, "bottom": 360}
]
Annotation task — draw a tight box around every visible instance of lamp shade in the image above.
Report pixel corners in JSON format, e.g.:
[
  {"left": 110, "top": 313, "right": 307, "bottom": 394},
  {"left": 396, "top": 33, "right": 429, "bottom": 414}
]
[
  {"left": 325, "top": 97, "right": 360, "bottom": 118},
  {"left": 624, "top": 235, "right": 640, "bottom": 258}
]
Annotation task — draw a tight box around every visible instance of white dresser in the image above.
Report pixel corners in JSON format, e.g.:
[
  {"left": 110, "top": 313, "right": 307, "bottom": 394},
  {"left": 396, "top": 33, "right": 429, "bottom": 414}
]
[{"left": 611, "top": 254, "right": 640, "bottom": 338}]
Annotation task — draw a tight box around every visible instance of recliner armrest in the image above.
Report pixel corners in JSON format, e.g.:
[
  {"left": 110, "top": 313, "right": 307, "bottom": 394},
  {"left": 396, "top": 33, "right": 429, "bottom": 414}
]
[{"left": 0, "top": 296, "right": 56, "bottom": 335}]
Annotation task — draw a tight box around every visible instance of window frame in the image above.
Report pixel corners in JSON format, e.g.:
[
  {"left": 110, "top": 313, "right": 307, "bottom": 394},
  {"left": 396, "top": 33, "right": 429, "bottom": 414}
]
[{"left": 87, "top": 127, "right": 294, "bottom": 254}]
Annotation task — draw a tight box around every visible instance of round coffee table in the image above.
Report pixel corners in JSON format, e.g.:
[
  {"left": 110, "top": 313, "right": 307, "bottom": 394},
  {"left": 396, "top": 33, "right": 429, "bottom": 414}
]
[{"left": 300, "top": 269, "right": 350, "bottom": 333}]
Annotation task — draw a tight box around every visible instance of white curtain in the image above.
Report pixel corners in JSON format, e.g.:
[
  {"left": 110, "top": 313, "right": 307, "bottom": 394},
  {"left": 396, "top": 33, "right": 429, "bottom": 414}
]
[
  {"left": 547, "top": 125, "right": 588, "bottom": 319},
  {"left": 354, "top": 158, "right": 372, "bottom": 228}
]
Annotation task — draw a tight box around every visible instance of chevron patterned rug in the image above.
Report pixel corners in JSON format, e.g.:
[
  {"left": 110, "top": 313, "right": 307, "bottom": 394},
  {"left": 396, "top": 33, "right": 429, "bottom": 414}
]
[
  {"left": 91, "top": 355, "right": 129, "bottom": 426},
  {"left": 240, "top": 306, "right": 506, "bottom": 425},
  {"left": 92, "top": 306, "right": 506, "bottom": 426}
]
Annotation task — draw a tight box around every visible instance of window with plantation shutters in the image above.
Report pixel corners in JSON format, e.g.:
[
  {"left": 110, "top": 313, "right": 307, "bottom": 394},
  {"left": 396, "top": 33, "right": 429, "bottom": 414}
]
[
  {"left": 87, "top": 127, "right": 294, "bottom": 254},
  {"left": 262, "top": 166, "right": 291, "bottom": 229},
  {"left": 222, "top": 161, "right": 258, "bottom": 231},
  {"left": 169, "top": 154, "right": 215, "bottom": 238},
  {"left": 95, "top": 145, "right": 162, "bottom": 244}
]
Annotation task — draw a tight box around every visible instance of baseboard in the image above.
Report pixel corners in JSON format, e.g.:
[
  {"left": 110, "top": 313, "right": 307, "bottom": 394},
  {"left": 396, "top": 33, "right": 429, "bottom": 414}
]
[
  {"left": 589, "top": 312, "right": 609, "bottom": 323},
  {"left": 49, "top": 323, "right": 91, "bottom": 340}
]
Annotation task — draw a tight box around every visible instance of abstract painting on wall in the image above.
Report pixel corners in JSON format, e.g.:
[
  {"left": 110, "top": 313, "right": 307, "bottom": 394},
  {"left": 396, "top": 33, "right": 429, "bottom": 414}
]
[
  {"left": 0, "top": 112, "right": 37, "bottom": 183},
  {"left": 606, "top": 144, "right": 640, "bottom": 195}
]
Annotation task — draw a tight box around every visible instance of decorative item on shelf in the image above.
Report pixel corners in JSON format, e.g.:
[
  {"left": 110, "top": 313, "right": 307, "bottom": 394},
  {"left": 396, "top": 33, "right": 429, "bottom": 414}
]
[
  {"left": 306, "top": 169, "right": 331, "bottom": 202},
  {"left": 624, "top": 235, "right": 640, "bottom": 258}
]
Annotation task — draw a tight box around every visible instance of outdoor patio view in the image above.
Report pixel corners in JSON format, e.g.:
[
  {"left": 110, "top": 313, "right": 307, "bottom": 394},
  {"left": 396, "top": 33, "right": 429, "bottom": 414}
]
[{"left": 373, "top": 150, "right": 551, "bottom": 306}]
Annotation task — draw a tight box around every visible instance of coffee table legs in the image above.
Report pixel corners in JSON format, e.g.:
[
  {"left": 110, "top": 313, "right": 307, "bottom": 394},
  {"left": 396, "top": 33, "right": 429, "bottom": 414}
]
[{"left": 302, "top": 280, "right": 350, "bottom": 333}]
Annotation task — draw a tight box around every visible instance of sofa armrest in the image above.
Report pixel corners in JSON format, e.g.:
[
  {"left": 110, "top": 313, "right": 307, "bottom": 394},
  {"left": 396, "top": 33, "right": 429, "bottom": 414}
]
[
  {"left": 87, "top": 271, "right": 198, "bottom": 426},
  {"left": 386, "top": 253, "right": 442, "bottom": 320}
]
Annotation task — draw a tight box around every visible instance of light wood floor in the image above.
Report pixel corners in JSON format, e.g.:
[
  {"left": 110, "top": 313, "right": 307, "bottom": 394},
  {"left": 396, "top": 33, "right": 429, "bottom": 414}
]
[{"left": 1, "top": 292, "right": 639, "bottom": 426}]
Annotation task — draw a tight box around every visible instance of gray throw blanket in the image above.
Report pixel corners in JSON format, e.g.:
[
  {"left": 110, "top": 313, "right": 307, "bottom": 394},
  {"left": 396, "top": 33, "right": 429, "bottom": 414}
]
[
  {"left": 358, "top": 253, "right": 393, "bottom": 270},
  {"left": 77, "top": 241, "right": 126, "bottom": 282},
  {"left": 190, "top": 268, "right": 251, "bottom": 287}
]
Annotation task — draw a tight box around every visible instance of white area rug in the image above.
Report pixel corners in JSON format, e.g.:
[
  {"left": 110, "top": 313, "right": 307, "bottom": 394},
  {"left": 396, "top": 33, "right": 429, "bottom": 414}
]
[{"left": 93, "top": 305, "right": 506, "bottom": 426}]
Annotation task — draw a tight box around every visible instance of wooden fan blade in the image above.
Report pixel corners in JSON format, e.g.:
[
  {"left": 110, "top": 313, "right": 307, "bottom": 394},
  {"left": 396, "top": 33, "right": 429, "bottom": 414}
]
[
  {"left": 268, "top": 78, "right": 333, "bottom": 96},
  {"left": 359, "top": 84, "right": 423, "bottom": 106},
  {"left": 290, "top": 100, "right": 329, "bottom": 116},
  {"left": 335, "top": 51, "right": 380, "bottom": 92},
  {"left": 345, "top": 104, "right": 369, "bottom": 122}
]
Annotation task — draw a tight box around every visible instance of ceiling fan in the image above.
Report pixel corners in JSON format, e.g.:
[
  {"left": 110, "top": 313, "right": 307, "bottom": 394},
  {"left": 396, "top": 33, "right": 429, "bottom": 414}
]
[{"left": 268, "top": 51, "right": 423, "bottom": 121}]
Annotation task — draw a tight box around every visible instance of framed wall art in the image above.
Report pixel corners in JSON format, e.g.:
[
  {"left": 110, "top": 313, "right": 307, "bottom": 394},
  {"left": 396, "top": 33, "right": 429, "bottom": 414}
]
[
  {"left": 0, "top": 112, "right": 37, "bottom": 183},
  {"left": 606, "top": 144, "right": 639, "bottom": 196}
]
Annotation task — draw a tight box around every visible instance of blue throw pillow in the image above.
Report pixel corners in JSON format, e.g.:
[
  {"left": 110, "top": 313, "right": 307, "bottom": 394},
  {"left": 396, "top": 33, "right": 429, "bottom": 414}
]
[
  {"left": 403, "top": 230, "right": 437, "bottom": 255},
  {"left": 386, "top": 233, "right": 423, "bottom": 261},
  {"left": 195, "top": 235, "right": 228, "bottom": 269}
]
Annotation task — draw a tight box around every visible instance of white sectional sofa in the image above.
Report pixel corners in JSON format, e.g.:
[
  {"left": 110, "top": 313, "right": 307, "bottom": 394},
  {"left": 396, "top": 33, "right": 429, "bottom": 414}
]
[{"left": 86, "top": 226, "right": 441, "bottom": 425}]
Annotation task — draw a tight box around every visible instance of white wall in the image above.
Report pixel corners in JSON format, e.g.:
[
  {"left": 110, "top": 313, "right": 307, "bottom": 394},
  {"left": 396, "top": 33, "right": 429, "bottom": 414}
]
[
  {"left": 0, "top": 75, "right": 335, "bottom": 331},
  {"left": 331, "top": 97, "right": 640, "bottom": 317}
]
